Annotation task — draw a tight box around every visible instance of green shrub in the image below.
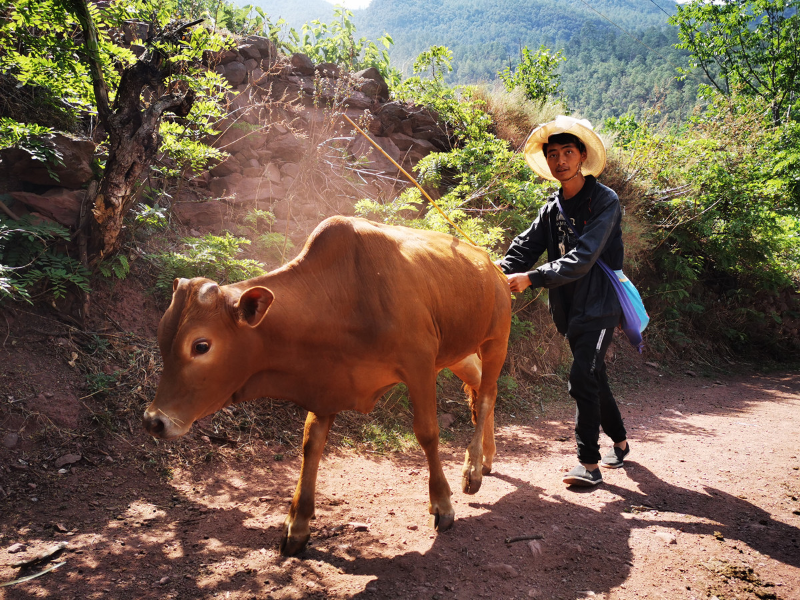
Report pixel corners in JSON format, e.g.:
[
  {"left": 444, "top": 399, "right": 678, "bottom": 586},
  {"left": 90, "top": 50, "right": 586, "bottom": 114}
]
[
  {"left": 152, "top": 232, "right": 266, "bottom": 295},
  {"left": 241, "top": 209, "right": 294, "bottom": 261},
  {"left": 0, "top": 216, "right": 90, "bottom": 302}
]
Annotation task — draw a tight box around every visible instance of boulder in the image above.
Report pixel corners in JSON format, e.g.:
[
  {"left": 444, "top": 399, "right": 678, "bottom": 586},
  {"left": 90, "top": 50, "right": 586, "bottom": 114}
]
[
  {"left": 232, "top": 178, "right": 286, "bottom": 204},
  {"left": 390, "top": 132, "right": 428, "bottom": 152},
  {"left": 349, "top": 135, "right": 403, "bottom": 174},
  {"left": 8, "top": 133, "right": 95, "bottom": 189},
  {"left": 372, "top": 102, "right": 409, "bottom": 136},
  {"left": 223, "top": 61, "right": 248, "bottom": 86},
  {"left": 343, "top": 91, "right": 374, "bottom": 110},
  {"left": 296, "top": 202, "right": 319, "bottom": 219},
  {"left": 209, "top": 158, "right": 242, "bottom": 178},
  {"left": 280, "top": 163, "right": 300, "bottom": 179},
  {"left": 265, "top": 163, "right": 282, "bottom": 183},
  {"left": 172, "top": 201, "right": 226, "bottom": 228},
  {"left": 11, "top": 189, "right": 85, "bottom": 228},
  {"left": 366, "top": 115, "right": 384, "bottom": 136},
  {"left": 410, "top": 124, "right": 444, "bottom": 141},
  {"left": 245, "top": 36, "right": 276, "bottom": 60},
  {"left": 242, "top": 167, "right": 262, "bottom": 178},
  {"left": 266, "top": 133, "right": 306, "bottom": 162},
  {"left": 212, "top": 124, "right": 268, "bottom": 155},
  {"left": 239, "top": 44, "right": 262, "bottom": 62},
  {"left": 206, "top": 49, "right": 240, "bottom": 66},
  {"left": 354, "top": 67, "right": 389, "bottom": 100},
  {"left": 290, "top": 53, "right": 315, "bottom": 76},
  {"left": 208, "top": 173, "right": 243, "bottom": 198},
  {"left": 244, "top": 58, "right": 259, "bottom": 72},
  {"left": 286, "top": 75, "right": 315, "bottom": 96},
  {"left": 316, "top": 62, "right": 341, "bottom": 78}
]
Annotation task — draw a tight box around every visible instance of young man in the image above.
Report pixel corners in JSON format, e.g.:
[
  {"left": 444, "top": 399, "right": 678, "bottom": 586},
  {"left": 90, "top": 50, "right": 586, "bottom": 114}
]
[{"left": 498, "top": 116, "right": 629, "bottom": 487}]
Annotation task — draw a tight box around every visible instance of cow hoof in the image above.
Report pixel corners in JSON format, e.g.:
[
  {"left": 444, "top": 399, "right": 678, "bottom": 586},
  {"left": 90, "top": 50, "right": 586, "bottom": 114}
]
[
  {"left": 481, "top": 464, "right": 492, "bottom": 476},
  {"left": 462, "top": 472, "right": 482, "bottom": 495},
  {"left": 434, "top": 511, "right": 454, "bottom": 532},
  {"left": 279, "top": 533, "right": 310, "bottom": 556}
]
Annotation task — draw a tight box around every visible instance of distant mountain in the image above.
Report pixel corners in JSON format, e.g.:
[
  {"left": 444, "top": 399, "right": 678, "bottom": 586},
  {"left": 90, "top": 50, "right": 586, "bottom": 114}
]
[
  {"left": 239, "top": 0, "right": 697, "bottom": 123},
  {"left": 355, "top": 0, "right": 678, "bottom": 70}
]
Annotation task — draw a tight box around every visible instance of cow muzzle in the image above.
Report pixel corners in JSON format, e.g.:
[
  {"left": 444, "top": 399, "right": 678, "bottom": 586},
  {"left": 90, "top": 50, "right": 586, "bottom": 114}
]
[{"left": 142, "top": 408, "right": 188, "bottom": 440}]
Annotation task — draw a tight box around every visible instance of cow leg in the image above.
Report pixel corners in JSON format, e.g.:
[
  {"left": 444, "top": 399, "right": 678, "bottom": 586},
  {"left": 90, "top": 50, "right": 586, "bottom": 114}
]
[
  {"left": 458, "top": 341, "right": 504, "bottom": 495},
  {"left": 280, "top": 411, "right": 335, "bottom": 556},
  {"left": 408, "top": 370, "right": 454, "bottom": 532}
]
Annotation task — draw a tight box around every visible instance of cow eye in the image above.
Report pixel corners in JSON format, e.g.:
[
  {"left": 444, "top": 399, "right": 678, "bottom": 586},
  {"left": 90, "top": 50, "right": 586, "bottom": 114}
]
[{"left": 193, "top": 340, "right": 210, "bottom": 355}]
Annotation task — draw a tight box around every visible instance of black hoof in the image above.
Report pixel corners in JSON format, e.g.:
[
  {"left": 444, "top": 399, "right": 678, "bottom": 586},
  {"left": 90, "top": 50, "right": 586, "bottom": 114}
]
[
  {"left": 434, "top": 511, "right": 454, "bottom": 531},
  {"left": 462, "top": 472, "right": 482, "bottom": 495},
  {"left": 279, "top": 533, "right": 310, "bottom": 556}
]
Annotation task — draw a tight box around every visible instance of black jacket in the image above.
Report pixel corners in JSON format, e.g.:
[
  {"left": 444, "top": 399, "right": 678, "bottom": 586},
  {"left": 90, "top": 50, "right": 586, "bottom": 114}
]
[{"left": 500, "top": 176, "right": 623, "bottom": 337}]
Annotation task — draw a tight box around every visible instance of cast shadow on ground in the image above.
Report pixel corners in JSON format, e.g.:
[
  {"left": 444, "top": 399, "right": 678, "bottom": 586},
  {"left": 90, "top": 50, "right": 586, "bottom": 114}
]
[{"left": 296, "top": 462, "right": 800, "bottom": 599}]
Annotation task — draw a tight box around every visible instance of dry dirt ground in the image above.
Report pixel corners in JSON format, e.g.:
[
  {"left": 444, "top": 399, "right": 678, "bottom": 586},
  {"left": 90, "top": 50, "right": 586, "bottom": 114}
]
[{"left": 2, "top": 323, "right": 799, "bottom": 600}]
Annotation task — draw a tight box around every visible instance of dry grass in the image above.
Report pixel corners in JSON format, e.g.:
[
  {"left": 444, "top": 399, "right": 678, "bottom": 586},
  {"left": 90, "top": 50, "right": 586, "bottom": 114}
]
[{"left": 470, "top": 84, "right": 569, "bottom": 150}]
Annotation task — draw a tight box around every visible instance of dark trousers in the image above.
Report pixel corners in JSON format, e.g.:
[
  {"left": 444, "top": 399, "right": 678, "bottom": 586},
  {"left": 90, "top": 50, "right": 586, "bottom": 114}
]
[{"left": 567, "top": 328, "right": 627, "bottom": 465}]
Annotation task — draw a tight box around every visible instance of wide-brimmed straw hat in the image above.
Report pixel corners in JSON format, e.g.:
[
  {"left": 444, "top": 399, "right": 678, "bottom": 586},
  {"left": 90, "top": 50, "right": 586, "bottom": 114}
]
[{"left": 523, "top": 115, "right": 606, "bottom": 181}]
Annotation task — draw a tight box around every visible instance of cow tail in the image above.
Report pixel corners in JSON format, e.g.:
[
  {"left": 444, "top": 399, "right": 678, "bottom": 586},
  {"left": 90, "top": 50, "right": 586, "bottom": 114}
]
[{"left": 463, "top": 383, "right": 479, "bottom": 425}]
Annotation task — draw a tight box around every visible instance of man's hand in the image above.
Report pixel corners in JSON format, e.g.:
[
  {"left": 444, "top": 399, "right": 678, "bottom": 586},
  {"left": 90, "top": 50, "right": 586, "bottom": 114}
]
[{"left": 507, "top": 273, "right": 532, "bottom": 294}]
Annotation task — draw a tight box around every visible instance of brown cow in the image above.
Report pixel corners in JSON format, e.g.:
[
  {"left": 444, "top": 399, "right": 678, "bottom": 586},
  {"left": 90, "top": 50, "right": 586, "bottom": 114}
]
[{"left": 143, "top": 216, "right": 511, "bottom": 555}]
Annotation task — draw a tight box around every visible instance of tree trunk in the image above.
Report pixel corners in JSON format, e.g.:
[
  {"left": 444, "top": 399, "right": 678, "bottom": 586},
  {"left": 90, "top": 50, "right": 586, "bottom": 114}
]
[
  {"left": 67, "top": 0, "right": 199, "bottom": 261},
  {"left": 87, "top": 61, "right": 195, "bottom": 260}
]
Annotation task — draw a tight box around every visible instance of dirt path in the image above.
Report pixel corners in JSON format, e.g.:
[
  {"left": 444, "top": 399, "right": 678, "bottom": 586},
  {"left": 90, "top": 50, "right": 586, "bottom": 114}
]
[{"left": 2, "top": 370, "right": 799, "bottom": 600}]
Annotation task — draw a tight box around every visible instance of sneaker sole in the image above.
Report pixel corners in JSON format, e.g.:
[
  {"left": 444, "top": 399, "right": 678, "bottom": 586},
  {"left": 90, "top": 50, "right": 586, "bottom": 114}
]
[
  {"left": 562, "top": 475, "right": 602, "bottom": 487},
  {"left": 600, "top": 461, "right": 624, "bottom": 469}
]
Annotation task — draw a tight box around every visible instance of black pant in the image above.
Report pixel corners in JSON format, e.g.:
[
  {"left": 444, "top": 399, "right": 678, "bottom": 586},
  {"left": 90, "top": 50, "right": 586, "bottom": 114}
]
[{"left": 567, "top": 328, "right": 627, "bottom": 465}]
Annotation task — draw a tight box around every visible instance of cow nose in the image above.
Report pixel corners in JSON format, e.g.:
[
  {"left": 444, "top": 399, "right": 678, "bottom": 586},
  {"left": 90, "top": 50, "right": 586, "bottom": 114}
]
[{"left": 143, "top": 412, "right": 166, "bottom": 438}]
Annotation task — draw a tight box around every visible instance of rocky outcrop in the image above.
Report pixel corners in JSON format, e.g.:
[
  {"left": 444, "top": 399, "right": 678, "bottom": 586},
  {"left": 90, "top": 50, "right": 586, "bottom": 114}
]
[
  {"left": 10, "top": 188, "right": 85, "bottom": 228},
  {"left": 0, "top": 35, "right": 451, "bottom": 241},
  {"left": 1, "top": 133, "right": 95, "bottom": 190}
]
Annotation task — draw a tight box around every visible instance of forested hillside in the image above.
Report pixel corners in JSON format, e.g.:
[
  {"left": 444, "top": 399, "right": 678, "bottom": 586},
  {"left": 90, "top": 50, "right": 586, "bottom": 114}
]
[{"left": 244, "top": 0, "right": 692, "bottom": 121}]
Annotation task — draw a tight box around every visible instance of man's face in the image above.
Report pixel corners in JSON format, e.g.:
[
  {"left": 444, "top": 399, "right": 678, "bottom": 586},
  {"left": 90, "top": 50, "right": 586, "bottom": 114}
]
[{"left": 546, "top": 142, "right": 587, "bottom": 183}]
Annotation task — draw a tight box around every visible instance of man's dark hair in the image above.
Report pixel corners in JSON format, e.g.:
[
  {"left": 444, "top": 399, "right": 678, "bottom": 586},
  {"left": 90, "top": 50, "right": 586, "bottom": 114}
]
[{"left": 542, "top": 133, "right": 586, "bottom": 157}]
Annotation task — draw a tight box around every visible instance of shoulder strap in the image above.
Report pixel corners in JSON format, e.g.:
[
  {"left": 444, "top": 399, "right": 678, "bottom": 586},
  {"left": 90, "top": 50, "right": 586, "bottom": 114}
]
[{"left": 554, "top": 196, "right": 580, "bottom": 238}]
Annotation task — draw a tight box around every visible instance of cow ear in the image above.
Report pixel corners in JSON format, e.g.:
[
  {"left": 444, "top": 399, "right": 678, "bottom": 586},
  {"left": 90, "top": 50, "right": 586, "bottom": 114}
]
[
  {"left": 173, "top": 278, "right": 188, "bottom": 293},
  {"left": 235, "top": 287, "right": 274, "bottom": 327}
]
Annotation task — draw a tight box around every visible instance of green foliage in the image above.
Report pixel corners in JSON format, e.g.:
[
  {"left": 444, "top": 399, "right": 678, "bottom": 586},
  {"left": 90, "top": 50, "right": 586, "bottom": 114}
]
[
  {"left": 385, "top": 53, "right": 555, "bottom": 248},
  {"left": 0, "top": 118, "right": 64, "bottom": 180},
  {"left": 285, "top": 6, "right": 399, "bottom": 84},
  {"left": 97, "top": 254, "right": 130, "bottom": 280},
  {"left": 133, "top": 203, "right": 169, "bottom": 230},
  {"left": 498, "top": 45, "right": 565, "bottom": 105},
  {"left": 155, "top": 70, "right": 231, "bottom": 178},
  {"left": 152, "top": 232, "right": 266, "bottom": 294},
  {"left": 0, "top": 0, "right": 121, "bottom": 121},
  {"left": 412, "top": 45, "right": 453, "bottom": 80},
  {"left": 603, "top": 113, "right": 645, "bottom": 147},
  {"left": 496, "top": 373, "right": 519, "bottom": 399},
  {"left": 616, "top": 93, "right": 800, "bottom": 348},
  {"left": 241, "top": 208, "right": 294, "bottom": 260},
  {"left": 86, "top": 371, "right": 117, "bottom": 397},
  {"left": 0, "top": 118, "right": 58, "bottom": 160},
  {"left": 671, "top": 0, "right": 800, "bottom": 124},
  {"left": 510, "top": 314, "right": 536, "bottom": 342},
  {"left": 0, "top": 216, "right": 90, "bottom": 302}
]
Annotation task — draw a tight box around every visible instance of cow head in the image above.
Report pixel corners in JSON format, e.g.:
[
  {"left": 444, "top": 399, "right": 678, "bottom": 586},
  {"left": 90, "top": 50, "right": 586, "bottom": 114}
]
[{"left": 143, "top": 277, "right": 274, "bottom": 440}]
